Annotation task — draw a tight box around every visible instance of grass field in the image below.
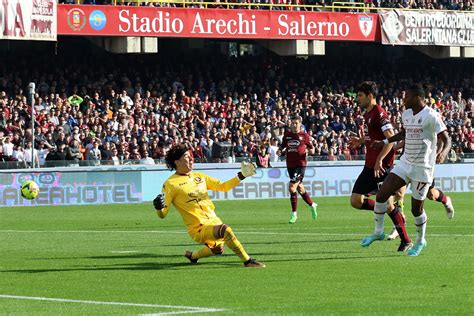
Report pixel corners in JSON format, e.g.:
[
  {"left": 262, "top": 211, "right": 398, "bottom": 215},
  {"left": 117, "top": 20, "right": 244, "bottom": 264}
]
[{"left": 1, "top": 193, "right": 473, "bottom": 315}]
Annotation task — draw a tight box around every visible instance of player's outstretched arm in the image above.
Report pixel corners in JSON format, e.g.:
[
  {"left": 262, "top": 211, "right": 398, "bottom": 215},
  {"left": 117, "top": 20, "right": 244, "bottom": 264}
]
[
  {"left": 371, "top": 129, "right": 405, "bottom": 149},
  {"left": 204, "top": 162, "right": 257, "bottom": 192},
  {"left": 436, "top": 130, "right": 451, "bottom": 164}
]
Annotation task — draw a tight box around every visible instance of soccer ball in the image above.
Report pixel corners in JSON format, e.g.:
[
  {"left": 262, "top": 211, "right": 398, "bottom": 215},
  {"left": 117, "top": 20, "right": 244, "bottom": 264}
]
[{"left": 20, "top": 180, "right": 40, "bottom": 200}]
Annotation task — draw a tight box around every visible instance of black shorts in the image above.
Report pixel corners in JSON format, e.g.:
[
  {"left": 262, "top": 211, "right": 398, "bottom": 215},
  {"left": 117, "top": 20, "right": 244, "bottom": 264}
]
[
  {"left": 288, "top": 166, "right": 306, "bottom": 183},
  {"left": 352, "top": 166, "right": 390, "bottom": 195}
]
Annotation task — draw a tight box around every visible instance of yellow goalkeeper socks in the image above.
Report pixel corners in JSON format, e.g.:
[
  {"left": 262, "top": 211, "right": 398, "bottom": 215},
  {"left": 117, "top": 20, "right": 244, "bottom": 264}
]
[
  {"left": 223, "top": 227, "right": 251, "bottom": 262},
  {"left": 192, "top": 246, "right": 213, "bottom": 260}
]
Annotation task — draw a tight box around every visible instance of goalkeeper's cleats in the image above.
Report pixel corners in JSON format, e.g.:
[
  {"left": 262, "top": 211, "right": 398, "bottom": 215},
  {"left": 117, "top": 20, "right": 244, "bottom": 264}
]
[
  {"left": 444, "top": 196, "right": 454, "bottom": 219},
  {"left": 407, "top": 240, "right": 427, "bottom": 256},
  {"left": 310, "top": 203, "right": 318, "bottom": 220},
  {"left": 184, "top": 251, "right": 198, "bottom": 264},
  {"left": 244, "top": 258, "right": 265, "bottom": 268},
  {"left": 360, "top": 232, "right": 385, "bottom": 247},
  {"left": 288, "top": 212, "right": 297, "bottom": 224}
]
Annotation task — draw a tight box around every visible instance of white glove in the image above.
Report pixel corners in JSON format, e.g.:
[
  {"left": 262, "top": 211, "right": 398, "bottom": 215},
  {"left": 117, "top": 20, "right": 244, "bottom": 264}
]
[{"left": 240, "top": 161, "right": 257, "bottom": 178}]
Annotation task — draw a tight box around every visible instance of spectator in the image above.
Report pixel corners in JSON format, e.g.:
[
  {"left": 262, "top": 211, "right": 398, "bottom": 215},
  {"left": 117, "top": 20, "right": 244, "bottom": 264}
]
[
  {"left": 13, "top": 145, "right": 26, "bottom": 164},
  {"left": 268, "top": 138, "right": 280, "bottom": 163},
  {"left": 256, "top": 145, "right": 270, "bottom": 168},
  {"left": 111, "top": 148, "right": 120, "bottom": 165},
  {"left": 86, "top": 141, "right": 102, "bottom": 166},
  {"left": 37, "top": 142, "right": 51, "bottom": 167},
  {"left": 24, "top": 141, "right": 40, "bottom": 167},
  {"left": 330, "top": 115, "right": 346, "bottom": 133},
  {"left": 66, "top": 140, "right": 83, "bottom": 166},
  {"left": 2, "top": 136, "right": 14, "bottom": 158},
  {"left": 140, "top": 151, "right": 155, "bottom": 165},
  {"left": 67, "top": 94, "right": 84, "bottom": 107},
  {"left": 100, "top": 141, "right": 113, "bottom": 163},
  {"left": 45, "top": 143, "right": 67, "bottom": 167}
]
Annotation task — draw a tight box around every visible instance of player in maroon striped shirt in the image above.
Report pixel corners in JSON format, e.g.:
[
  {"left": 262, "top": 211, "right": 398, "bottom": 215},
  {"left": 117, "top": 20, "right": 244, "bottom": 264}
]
[
  {"left": 349, "top": 81, "right": 411, "bottom": 252},
  {"left": 279, "top": 115, "right": 318, "bottom": 224}
]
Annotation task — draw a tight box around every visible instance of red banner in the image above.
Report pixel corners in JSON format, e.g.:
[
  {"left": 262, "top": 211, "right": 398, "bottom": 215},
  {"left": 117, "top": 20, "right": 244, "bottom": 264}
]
[{"left": 57, "top": 5, "right": 379, "bottom": 41}]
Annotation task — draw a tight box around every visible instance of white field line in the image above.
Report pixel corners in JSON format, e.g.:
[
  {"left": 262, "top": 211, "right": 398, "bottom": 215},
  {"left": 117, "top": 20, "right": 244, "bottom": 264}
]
[
  {"left": 0, "top": 295, "right": 226, "bottom": 315},
  {"left": 238, "top": 225, "right": 474, "bottom": 229},
  {"left": 139, "top": 311, "right": 223, "bottom": 316},
  {"left": 0, "top": 229, "right": 472, "bottom": 237}
]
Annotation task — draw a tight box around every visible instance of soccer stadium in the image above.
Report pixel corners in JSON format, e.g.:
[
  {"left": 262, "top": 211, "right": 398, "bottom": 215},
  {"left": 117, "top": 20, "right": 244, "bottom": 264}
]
[{"left": 0, "top": 0, "right": 473, "bottom": 314}]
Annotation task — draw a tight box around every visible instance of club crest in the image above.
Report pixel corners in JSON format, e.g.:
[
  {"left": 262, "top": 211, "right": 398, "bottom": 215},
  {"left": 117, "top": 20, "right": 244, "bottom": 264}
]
[{"left": 358, "top": 16, "right": 374, "bottom": 38}]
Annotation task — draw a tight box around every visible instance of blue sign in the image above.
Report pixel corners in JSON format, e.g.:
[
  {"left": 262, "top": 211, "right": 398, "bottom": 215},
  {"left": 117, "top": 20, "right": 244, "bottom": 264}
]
[{"left": 89, "top": 10, "right": 106, "bottom": 31}]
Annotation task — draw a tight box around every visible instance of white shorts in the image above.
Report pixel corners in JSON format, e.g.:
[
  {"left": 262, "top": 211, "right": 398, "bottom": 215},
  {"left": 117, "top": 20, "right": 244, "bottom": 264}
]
[{"left": 391, "top": 160, "right": 434, "bottom": 200}]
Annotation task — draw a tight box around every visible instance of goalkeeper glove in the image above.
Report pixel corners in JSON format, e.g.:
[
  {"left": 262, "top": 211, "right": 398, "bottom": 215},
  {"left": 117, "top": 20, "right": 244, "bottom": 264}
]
[
  {"left": 153, "top": 194, "right": 165, "bottom": 210},
  {"left": 239, "top": 161, "right": 256, "bottom": 179}
]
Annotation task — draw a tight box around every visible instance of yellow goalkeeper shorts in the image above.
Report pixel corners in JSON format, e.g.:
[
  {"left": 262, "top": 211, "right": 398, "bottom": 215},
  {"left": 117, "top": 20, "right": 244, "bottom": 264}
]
[{"left": 189, "top": 224, "right": 225, "bottom": 249}]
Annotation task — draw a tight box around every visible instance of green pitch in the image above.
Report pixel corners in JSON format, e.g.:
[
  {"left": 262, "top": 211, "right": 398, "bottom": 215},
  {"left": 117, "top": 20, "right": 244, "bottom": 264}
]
[{"left": 1, "top": 193, "right": 473, "bottom": 315}]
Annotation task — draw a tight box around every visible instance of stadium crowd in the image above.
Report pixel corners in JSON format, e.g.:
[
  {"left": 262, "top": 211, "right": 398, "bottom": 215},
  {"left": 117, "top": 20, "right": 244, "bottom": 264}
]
[
  {"left": 0, "top": 54, "right": 472, "bottom": 168},
  {"left": 59, "top": 0, "right": 473, "bottom": 11}
]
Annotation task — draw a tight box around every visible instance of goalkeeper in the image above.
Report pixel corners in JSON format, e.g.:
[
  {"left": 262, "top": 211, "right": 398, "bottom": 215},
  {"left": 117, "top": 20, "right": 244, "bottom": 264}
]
[{"left": 153, "top": 144, "right": 265, "bottom": 268}]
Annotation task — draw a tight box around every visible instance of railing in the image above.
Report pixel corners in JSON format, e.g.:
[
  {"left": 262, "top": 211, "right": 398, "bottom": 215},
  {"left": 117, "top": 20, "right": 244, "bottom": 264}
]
[
  {"left": 331, "top": 1, "right": 366, "bottom": 12},
  {"left": 67, "top": 0, "right": 471, "bottom": 13},
  {"left": 2, "top": 153, "right": 472, "bottom": 169},
  {"left": 85, "top": 0, "right": 365, "bottom": 12}
]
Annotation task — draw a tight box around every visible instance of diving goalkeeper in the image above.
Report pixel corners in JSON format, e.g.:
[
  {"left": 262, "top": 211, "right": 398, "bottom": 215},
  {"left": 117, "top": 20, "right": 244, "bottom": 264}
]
[{"left": 153, "top": 144, "right": 265, "bottom": 268}]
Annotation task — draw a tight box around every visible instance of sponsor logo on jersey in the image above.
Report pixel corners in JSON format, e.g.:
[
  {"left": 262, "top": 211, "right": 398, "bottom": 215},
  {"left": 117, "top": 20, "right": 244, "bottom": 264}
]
[
  {"left": 288, "top": 140, "right": 300, "bottom": 147},
  {"left": 188, "top": 191, "right": 199, "bottom": 197},
  {"left": 406, "top": 127, "right": 423, "bottom": 133},
  {"left": 187, "top": 190, "right": 208, "bottom": 202}
]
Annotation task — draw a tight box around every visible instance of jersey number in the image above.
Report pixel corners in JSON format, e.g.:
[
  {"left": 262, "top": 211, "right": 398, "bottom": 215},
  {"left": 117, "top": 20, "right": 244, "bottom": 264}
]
[{"left": 415, "top": 182, "right": 428, "bottom": 192}]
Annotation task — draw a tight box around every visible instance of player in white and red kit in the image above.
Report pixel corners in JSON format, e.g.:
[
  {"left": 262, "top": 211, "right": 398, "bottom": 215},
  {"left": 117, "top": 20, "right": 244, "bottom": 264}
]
[
  {"left": 279, "top": 115, "right": 318, "bottom": 224},
  {"left": 370, "top": 84, "right": 451, "bottom": 256},
  {"left": 349, "top": 81, "right": 411, "bottom": 252},
  {"left": 387, "top": 140, "right": 455, "bottom": 241}
]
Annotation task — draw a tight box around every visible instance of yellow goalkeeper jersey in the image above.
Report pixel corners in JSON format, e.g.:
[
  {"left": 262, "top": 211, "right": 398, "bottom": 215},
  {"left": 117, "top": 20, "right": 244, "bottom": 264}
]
[{"left": 159, "top": 171, "right": 241, "bottom": 233}]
